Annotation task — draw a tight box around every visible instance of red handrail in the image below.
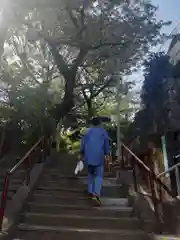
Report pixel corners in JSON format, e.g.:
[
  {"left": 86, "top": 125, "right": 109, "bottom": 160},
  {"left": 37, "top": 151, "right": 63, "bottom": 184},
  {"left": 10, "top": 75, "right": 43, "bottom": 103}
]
[
  {"left": 122, "top": 144, "right": 150, "bottom": 172},
  {"left": 0, "top": 137, "right": 47, "bottom": 231},
  {"left": 119, "top": 143, "right": 176, "bottom": 233},
  {"left": 122, "top": 143, "right": 174, "bottom": 196}
]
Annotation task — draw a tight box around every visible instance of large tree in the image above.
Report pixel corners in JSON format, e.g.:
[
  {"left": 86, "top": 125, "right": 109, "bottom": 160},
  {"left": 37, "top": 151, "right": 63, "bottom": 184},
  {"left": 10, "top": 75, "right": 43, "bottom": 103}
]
[
  {"left": 140, "top": 53, "right": 172, "bottom": 134},
  {"left": 4, "top": 0, "right": 169, "bottom": 121},
  {"left": 126, "top": 52, "right": 180, "bottom": 149},
  {"left": 0, "top": 0, "right": 172, "bottom": 155}
]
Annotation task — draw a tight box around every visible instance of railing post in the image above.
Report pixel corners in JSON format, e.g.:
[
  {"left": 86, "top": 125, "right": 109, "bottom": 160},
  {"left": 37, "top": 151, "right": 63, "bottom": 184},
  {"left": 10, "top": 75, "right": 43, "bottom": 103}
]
[
  {"left": 47, "top": 137, "right": 51, "bottom": 157},
  {"left": 40, "top": 138, "right": 45, "bottom": 163},
  {"left": 0, "top": 173, "right": 10, "bottom": 231},
  {"left": 131, "top": 158, "right": 138, "bottom": 193},
  {"left": 25, "top": 157, "right": 31, "bottom": 186},
  {"left": 175, "top": 166, "right": 180, "bottom": 196},
  {"left": 158, "top": 182, "right": 162, "bottom": 203},
  {"left": 149, "top": 171, "right": 162, "bottom": 233},
  {"left": 121, "top": 145, "right": 125, "bottom": 169}
]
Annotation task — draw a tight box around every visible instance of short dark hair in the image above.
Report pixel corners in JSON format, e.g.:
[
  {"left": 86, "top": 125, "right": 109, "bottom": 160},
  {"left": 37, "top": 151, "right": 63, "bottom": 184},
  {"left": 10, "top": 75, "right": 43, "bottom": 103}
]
[{"left": 91, "top": 117, "right": 101, "bottom": 126}]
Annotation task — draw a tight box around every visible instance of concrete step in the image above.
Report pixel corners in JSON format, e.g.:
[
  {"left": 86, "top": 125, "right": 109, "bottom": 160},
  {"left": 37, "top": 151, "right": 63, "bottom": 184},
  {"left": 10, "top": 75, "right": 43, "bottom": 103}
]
[
  {"left": 43, "top": 167, "right": 114, "bottom": 173},
  {"left": 155, "top": 236, "right": 180, "bottom": 240},
  {"left": 34, "top": 185, "right": 129, "bottom": 198},
  {"left": 13, "top": 224, "right": 150, "bottom": 240},
  {"left": 40, "top": 175, "right": 83, "bottom": 181},
  {"left": 0, "top": 187, "right": 20, "bottom": 196},
  {"left": 0, "top": 181, "right": 25, "bottom": 204},
  {"left": 38, "top": 181, "right": 86, "bottom": 189},
  {"left": 39, "top": 177, "right": 118, "bottom": 186},
  {"left": 0, "top": 190, "right": 15, "bottom": 200},
  {"left": 26, "top": 202, "right": 133, "bottom": 217},
  {"left": 42, "top": 171, "right": 116, "bottom": 178},
  {"left": 0, "top": 173, "right": 26, "bottom": 187},
  {"left": 0, "top": 182, "right": 23, "bottom": 192},
  {"left": 0, "top": 176, "right": 25, "bottom": 184},
  {"left": 0, "top": 177, "right": 22, "bottom": 182},
  {"left": 0, "top": 168, "right": 26, "bottom": 176},
  {"left": 0, "top": 180, "right": 28, "bottom": 203},
  {"left": 33, "top": 188, "right": 87, "bottom": 198},
  {"left": 21, "top": 212, "right": 140, "bottom": 230},
  {"left": 0, "top": 179, "right": 23, "bottom": 187},
  {"left": 30, "top": 193, "right": 129, "bottom": 206}
]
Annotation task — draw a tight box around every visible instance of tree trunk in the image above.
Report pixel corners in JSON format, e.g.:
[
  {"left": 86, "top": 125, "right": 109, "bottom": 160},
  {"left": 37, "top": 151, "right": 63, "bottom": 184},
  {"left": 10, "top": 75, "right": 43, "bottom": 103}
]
[
  {"left": 55, "top": 73, "right": 75, "bottom": 121},
  {"left": 87, "top": 99, "right": 95, "bottom": 119},
  {"left": 49, "top": 44, "right": 88, "bottom": 122}
]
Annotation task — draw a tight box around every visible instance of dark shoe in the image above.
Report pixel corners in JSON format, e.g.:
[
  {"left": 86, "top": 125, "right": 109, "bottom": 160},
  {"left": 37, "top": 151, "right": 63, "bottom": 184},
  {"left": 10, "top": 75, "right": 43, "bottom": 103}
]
[
  {"left": 87, "top": 192, "right": 93, "bottom": 198},
  {"left": 92, "top": 195, "right": 102, "bottom": 206}
]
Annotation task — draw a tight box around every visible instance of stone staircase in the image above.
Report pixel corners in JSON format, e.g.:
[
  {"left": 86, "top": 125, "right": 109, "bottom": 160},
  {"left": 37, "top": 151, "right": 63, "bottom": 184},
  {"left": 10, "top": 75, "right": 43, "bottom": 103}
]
[
  {"left": 0, "top": 152, "right": 25, "bottom": 199},
  {"left": 9, "top": 159, "right": 151, "bottom": 240},
  {"left": 0, "top": 168, "right": 26, "bottom": 205}
]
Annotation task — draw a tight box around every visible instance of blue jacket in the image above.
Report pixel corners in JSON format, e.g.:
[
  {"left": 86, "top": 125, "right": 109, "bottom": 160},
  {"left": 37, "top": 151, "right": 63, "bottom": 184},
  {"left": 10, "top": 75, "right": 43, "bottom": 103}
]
[{"left": 80, "top": 127, "right": 110, "bottom": 166}]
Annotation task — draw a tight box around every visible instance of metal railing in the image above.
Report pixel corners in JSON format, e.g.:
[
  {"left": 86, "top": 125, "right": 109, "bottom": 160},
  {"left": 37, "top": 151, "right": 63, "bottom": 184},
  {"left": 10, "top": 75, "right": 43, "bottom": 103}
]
[
  {"left": 0, "top": 136, "right": 51, "bottom": 231},
  {"left": 158, "top": 155, "right": 180, "bottom": 196},
  {"left": 120, "top": 143, "right": 176, "bottom": 233}
]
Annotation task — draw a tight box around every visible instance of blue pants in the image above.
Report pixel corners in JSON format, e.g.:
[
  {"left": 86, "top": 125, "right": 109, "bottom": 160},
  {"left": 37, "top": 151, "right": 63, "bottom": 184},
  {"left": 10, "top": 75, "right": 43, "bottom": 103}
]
[{"left": 88, "top": 165, "right": 104, "bottom": 196}]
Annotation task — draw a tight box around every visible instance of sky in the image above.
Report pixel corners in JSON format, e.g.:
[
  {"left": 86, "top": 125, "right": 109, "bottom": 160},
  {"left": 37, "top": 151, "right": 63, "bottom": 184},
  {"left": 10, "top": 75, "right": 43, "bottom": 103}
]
[
  {"left": 153, "top": 0, "right": 180, "bottom": 50},
  {"left": 153, "top": 0, "right": 180, "bottom": 32},
  {"left": 152, "top": 0, "right": 180, "bottom": 51},
  {"left": 131, "top": 0, "right": 180, "bottom": 94}
]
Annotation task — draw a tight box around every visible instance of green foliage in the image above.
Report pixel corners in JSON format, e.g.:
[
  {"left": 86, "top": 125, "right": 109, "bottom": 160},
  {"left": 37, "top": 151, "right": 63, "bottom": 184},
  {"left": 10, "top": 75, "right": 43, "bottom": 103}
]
[
  {"left": 56, "top": 130, "right": 81, "bottom": 154},
  {"left": 59, "top": 136, "right": 68, "bottom": 151},
  {"left": 127, "top": 51, "right": 180, "bottom": 149},
  {"left": 71, "top": 141, "right": 81, "bottom": 154},
  {"left": 0, "top": 0, "right": 170, "bottom": 155}
]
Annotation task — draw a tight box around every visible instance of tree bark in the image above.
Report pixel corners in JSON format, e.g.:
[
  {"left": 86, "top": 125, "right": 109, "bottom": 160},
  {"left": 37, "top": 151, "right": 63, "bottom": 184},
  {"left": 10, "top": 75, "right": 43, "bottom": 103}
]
[
  {"left": 49, "top": 43, "right": 88, "bottom": 121},
  {"left": 87, "top": 99, "right": 95, "bottom": 119},
  {"left": 55, "top": 72, "right": 75, "bottom": 120}
]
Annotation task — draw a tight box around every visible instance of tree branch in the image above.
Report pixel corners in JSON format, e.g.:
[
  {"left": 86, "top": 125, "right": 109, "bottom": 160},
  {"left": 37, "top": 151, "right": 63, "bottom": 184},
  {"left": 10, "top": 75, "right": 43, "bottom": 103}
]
[
  {"left": 49, "top": 44, "right": 69, "bottom": 79},
  {"left": 71, "top": 46, "right": 88, "bottom": 73},
  {"left": 66, "top": 7, "right": 80, "bottom": 30},
  {"left": 90, "top": 41, "right": 125, "bottom": 50},
  {"left": 81, "top": 86, "right": 89, "bottom": 103},
  {"left": 91, "top": 78, "right": 113, "bottom": 98}
]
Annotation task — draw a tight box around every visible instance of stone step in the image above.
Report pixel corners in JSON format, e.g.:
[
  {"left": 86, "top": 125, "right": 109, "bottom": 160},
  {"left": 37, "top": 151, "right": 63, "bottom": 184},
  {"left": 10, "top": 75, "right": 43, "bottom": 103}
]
[
  {"left": 21, "top": 212, "right": 140, "bottom": 230},
  {"left": 37, "top": 182, "right": 123, "bottom": 191},
  {"left": 0, "top": 175, "right": 25, "bottom": 183},
  {"left": 34, "top": 185, "right": 129, "bottom": 198},
  {"left": 0, "top": 190, "right": 15, "bottom": 199},
  {"left": 43, "top": 182, "right": 123, "bottom": 190},
  {"left": 26, "top": 202, "right": 133, "bottom": 218},
  {"left": 0, "top": 173, "right": 26, "bottom": 187},
  {"left": 13, "top": 224, "right": 150, "bottom": 240},
  {"left": 38, "top": 181, "right": 86, "bottom": 189},
  {"left": 0, "top": 179, "right": 23, "bottom": 186},
  {"left": 42, "top": 171, "right": 116, "bottom": 178},
  {"left": 0, "top": 182, "right": 23, "bottom": 192},
  {"left": 155, "top": 236, "right": 180, "bottom": 240},
  {"left": 0, "top": 168, "right": 26, "bottom": 176},
  {"left": 0, "top": 175, "right": 23, "bottom": 180},
  {"left": 40, "top": 175, "right": 83, "bottom": 181},
  {"left": 35, "top": 185, "right": 86, "bottom": 192},
  {"left": 0, "top": 188, "right": 18, "bottom": 199},
  {"left": 39, "top": 177, "right": 118, "bottom": 186},
  {"left": 30, "top": 193, "right": 129, "bottom": 206},
  {"left": 43, "top": 167, "right": 113, "bottom": 172}
]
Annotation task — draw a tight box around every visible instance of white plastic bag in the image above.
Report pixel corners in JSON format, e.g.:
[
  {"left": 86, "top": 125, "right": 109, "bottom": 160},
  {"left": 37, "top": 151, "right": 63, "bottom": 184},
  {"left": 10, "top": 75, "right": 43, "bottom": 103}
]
[{"left": 74, "top": 160, "right": 84, "bottom": 175}]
